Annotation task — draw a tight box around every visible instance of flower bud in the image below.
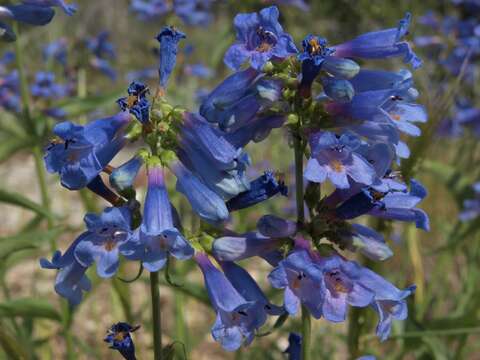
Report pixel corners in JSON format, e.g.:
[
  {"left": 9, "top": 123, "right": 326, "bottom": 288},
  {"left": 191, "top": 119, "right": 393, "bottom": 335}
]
[
  {"left": 322, "top": 57, "right": 360, "bottom": 79},
  {"left": 322, "top": 77, "right": 354, "bottom": 103}
]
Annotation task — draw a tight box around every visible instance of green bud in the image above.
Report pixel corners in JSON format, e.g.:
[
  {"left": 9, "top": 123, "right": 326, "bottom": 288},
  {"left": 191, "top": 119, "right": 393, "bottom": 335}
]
[
  {"left": 286, "top": 113, "right": 299, "bottom": 126},
  {"left": 262, "top": 61, "right": 274, "bottom": 73}
]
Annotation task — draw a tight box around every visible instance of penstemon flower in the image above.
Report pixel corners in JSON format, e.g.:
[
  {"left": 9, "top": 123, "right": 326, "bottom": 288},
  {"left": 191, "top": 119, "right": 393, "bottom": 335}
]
[{"left": 40, "top": 5, "right": 430, "bottom": 357}]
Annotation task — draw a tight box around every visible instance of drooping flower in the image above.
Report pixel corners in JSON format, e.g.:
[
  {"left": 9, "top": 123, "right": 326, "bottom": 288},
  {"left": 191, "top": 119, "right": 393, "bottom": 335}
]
[
  {"left": 224, "top": 6, "right": 297, "bottom": 71},
  {"left": 220, "top": 261, "right": 284, "bottom": 315},
  {"left": 304, "top": 131, "right": 376, "bottom": 189},
  {"left": 74, "top": 206, "right": 135, "bottom": 278},
  {"left": 256, "top": 214, "right": 297, "bottom": 238},
  {"left": 44, "top": 111, "right": 130, "bottom": 190},
  {"left": 40, "top": 234, "right": 91, "bottom": 305},
  {"left": 200, "top": 68, "right": 283, "bottom": 132},
  {"left": 170, "top": 160, "right": 229, "bottom": 223},
  {"left": 339, "top": 224, "right": 393, "bottom": 261},
  {"left": 104, "top": 322, "right": 140, "bottom": 360},
  {"left": 195, "top": 253, "right": 267, "bottom": 351},
  {"left": 131, "top": 165, "right": 193, "bottom": 272},
  {"left": 226, "top": 171, "right": 288, "bottom": 211},
  {"left": 21, "top": 0, "right": 77, "bottom": 16},
  {"left": 332, "top": 13, "right": 422, "bottom": 69},
  {"left": 117, "top": 81, "right": 150, "bottom": 124},
  {"left": 109, "top": 155, "right": 144, "bottom": 195},
  {"left": 156, "top": 26, "right": 186, "bottom": 89}
]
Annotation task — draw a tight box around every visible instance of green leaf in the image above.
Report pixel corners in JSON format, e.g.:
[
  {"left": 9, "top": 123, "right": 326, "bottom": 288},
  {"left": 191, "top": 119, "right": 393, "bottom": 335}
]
[
  {"left": 0, "top": 137, "right": 31, "bottom": 163},
  {"left": 57, "top": 90, "right": 124, "bottom": 118},
  {"left": 0, "top": 227, "right": 64, "bottom": 260},
  {"left": 0, "top": 324, "right": 29, "bottom": 360},
  {"left": 0, "top": 189, "right": 56, "bottom": 221},
  {"left": 0, "top": 298, "right": 62, "bottom": 321}
]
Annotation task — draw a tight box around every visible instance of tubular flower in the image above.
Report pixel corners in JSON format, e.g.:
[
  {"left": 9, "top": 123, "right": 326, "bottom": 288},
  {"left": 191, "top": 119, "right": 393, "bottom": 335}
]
[
  {"left": 44, "top": 111, "right": 130, "bottom": 190},
  {"left": 132, "top": 165, "right": 193, "bottom": 272},
  {"left": 156, "top": 26, "right": 186, "bottom": 89},
  {"left": 195, "top": 253, "right": 267, "bottom": 351},
  {"left": 21, "top": 0, "right": 77, "bottom": 15},
  {"left": 104, "top": 322, "right": 140, "bottom": 360}
]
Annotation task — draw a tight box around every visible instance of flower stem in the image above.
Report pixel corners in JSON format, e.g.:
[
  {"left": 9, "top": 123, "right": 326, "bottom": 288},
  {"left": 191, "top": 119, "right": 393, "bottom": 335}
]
[
  {"left": 293, "top": 128, "right": 310, "bottom": 359},
  {"left": 150, "top": 271, "right": 163, "bottom": 360},
  {"left": 301, "top": 305, "right": 312, "bottom": 360}
]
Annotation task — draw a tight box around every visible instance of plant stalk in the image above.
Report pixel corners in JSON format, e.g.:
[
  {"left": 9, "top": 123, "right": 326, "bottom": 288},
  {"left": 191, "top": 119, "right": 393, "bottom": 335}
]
[
  {"left": 293, "top": 129, "right": 310, "bottom": 359},
  {"left": 150, "top": 271, "right": 163, "bottom": 360}
]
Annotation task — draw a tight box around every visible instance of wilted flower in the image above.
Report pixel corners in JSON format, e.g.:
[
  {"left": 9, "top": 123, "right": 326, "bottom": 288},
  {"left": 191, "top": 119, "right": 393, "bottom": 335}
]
[{"left": 104, "top": 322, "right": 140, "bottom": 360}]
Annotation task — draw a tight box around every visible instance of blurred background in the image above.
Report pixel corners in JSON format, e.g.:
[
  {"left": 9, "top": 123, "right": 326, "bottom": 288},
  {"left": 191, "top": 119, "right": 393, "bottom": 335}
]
[{"left": 0, "top": 0, "right": 480, "bottom": 359}]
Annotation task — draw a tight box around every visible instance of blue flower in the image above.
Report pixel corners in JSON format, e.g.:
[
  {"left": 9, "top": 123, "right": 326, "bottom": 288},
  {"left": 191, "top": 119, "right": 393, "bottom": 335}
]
[
  {"left": 132, "top": 165, "right": 193, "bottom": 272},
  {"left": 340, "top": 224, "right": 393, "bottom": 261},
  {"left": 174, "top": 0, "right": 213, "bottom": 27},
  {"left": 220, "top": 261, "right": 284, "bottom": 315},
  {"left": 170, "top": 160, "right": 229, "bottom": 223},
  {"left": 225, "top": 115, "right": 285, "bottom": 148},
  {"left": 44, "top": 112, "right": 130, "bottom": 190},
  {"left": 104, "top": 322, "right": 140, "bottom": 360},
  {"left": 315, "top": 254, "right": 376, "bottom": 322},
  {"left": 224, "top": 6, "right": 297, "bottom": 71},
  {"left": 203, "top": 73, "right": 283, "bottom": 132},
  {"left": 40, "top": 234, "right": 91, "bottom": 306},
  {"left": 0, "top": 4, "right": 55, "bottom": 26},
  {"left": 212, "top": 231, "right": 284, "bottom": 262},
  {"left": 130, "top": 0, "right": 171, "bottom": 20},
  {"left": 459, "top": 182, "right": 480, "bottom": 221},
  {"left": 298, "top": 35, "right": 334, "bottom": 97},
  {"left": 109, "top": 155, "right": 144, "bottom": 194},
  {"left": 74, "top": 206, "right": 134, "bottom": 278},
  {"left": 333, "top": 13, "right": 422, "bottom": 69},
  {"left": 184, "top": 63, "right": 213, "bottom": 78},
  {"left": 117, "top": 81, "right": 150, "bottom": 124},
  {"left": 156, "top": 26, "right": 186, "bottom": 89},
  {"left": 43, "top": 38, "right": 68, "bottom": 67},
  {"left": 268, "top": 248, "right": 325, "bottom": 318},
  {"left": 86, "top": 32, "right": 117, "bottom": 80},
  {"left": 21, "top": 0, "right": 77, "bottom": 16},
  {"left": 285, "top": 333, "right": 302, "bottom": 360},
  {"left": 304, "top": 132, "right": 376, "bottom": 189},
  {"left": 30, "top": 71, "right": 68, "bottom": 99},
  {"left": 226, "top": 171, "right": 288, "bottom": 211},
  {"left": 195, "top": 253, "right": 267, "bottom": 351},
  {"left": 0, "top": 70, "right": 20, "bottom": 112},
  {"left": 256, "top": 214, "right": 297, "bottom": 238}
]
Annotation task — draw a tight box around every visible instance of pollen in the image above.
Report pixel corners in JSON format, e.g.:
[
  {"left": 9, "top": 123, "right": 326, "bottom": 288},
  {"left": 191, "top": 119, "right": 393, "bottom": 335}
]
[
  {"left": 104, "top": 240, "right": 117, "bottom": 252},
  {"left": 309, "top": 38, "right": 322, "bottom": 54},
  {"left": 333, "top": 282, "right": 349, "bottom": 293},
  {"left": 256, "top": 41, "right": 272, "bottom": 52},
  {"left": 114, "top": 331, "right": 126, "bottom": 342},
  {"left": 127, "top": 95, "right": 138, "bottom": 108},
  {"left": 390, "top": 113, "right": 401, "bottom": 121},
  {"left": 330, "top": 159, "right": 344, "bottom": 173}
]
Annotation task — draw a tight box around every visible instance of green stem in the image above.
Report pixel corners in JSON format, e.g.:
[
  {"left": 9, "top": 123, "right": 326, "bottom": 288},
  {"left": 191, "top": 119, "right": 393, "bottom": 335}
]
[
  {"left": 301, "top": 305, "right": 311, "bottom": 360},
  {"left": 150, "top": 271, "right": 163, "bottom": 360},
  {"left": 293, "top": 128, "right": 310, "bottom": 359}
]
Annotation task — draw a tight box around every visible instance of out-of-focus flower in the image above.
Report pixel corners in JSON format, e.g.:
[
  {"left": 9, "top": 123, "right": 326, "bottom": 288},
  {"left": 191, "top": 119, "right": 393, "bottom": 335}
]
[
  {"left": 459, "top": 182, "right": 480, "bottom": 221},
  {"left": 104, "top": 322, "right": 140, "bottom": 360},
  {"left": 285, "top": 332, "right": 302, "bottom": 360},
  {"left": 86, "top": 32, "right": 117, "bottom": 80},
  {"left": 43, "top": 38, "right": 68, "bottom": 67},
  {"left": 30, "top": 71, "right": 68, "bottom": 99},
  {"left": 22, "top": 0, "right": 77, "bottom": 15},
  {"left": 224, "top": 6, "right": 297, "bottom": 71}
]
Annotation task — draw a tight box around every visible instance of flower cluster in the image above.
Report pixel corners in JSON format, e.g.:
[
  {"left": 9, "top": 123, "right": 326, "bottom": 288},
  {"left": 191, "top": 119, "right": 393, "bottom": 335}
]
[{"left": 41, "top": 5, "right": 428, "bottom": 354}]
